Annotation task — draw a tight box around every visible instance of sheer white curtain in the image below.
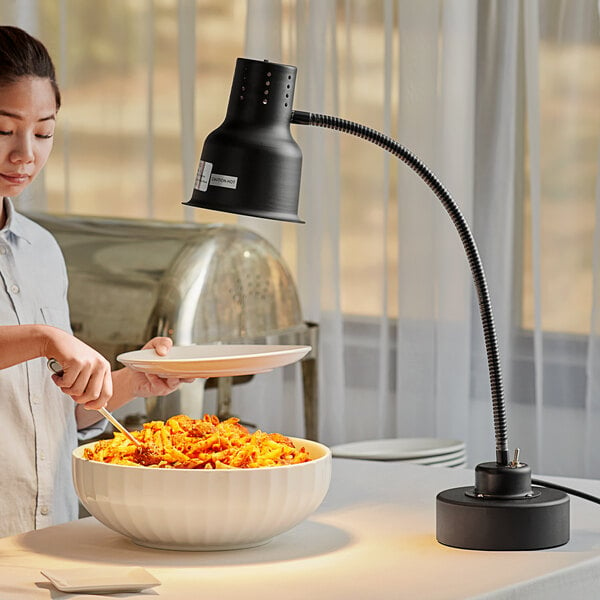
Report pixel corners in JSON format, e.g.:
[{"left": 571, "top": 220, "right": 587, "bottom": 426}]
[{"left": 4, "top": 1, "right": 599, "bottom": 477}]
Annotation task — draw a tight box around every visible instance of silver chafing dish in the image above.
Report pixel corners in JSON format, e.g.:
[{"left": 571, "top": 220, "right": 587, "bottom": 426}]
[{"left": 27, "top": 213, "right": 318, "bottom": 439}]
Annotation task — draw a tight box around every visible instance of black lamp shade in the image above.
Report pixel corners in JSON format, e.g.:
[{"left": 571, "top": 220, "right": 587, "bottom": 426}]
[{"left": 185, "top": 57, "right": 304, "bottom": 222}]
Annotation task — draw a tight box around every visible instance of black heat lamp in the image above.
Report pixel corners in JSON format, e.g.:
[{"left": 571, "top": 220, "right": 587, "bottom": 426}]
[{"left": 184, "top": 57, "right": 569, "bottom": 551}]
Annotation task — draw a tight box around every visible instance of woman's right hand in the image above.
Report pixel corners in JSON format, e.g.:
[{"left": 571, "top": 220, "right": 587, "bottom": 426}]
[{"left": 42, "top": 326, "right": 113, "bottom": 410}]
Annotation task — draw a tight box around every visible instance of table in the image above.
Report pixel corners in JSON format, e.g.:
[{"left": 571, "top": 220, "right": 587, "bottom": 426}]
[{"left": 1, "top": 459, "right": 600, "bottom": 599}]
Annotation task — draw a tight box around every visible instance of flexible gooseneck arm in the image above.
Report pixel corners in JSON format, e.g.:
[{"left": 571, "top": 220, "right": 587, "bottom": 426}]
[{"left": 291, "top": 109, "right": 509, "bottom": 466}]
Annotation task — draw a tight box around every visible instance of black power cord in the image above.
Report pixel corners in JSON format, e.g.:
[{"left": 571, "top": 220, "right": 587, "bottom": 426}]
[{"left": 532, "top": 478, "right": 600, "bottom": 506}]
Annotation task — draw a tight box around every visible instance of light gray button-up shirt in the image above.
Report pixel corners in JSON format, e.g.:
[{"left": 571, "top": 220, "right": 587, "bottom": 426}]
[{"left": 0, "top": 198, "right": 104, "bottom": 537}]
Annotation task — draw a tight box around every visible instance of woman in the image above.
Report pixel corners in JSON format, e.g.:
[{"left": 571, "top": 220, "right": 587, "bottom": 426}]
[{"left": 0, "top": 25, "right": 190, "bottom": 537}]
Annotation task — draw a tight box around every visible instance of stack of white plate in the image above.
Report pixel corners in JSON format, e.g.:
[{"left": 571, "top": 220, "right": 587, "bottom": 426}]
[{"left": 330, "top": 438, "right": 466, "bottom": 468}]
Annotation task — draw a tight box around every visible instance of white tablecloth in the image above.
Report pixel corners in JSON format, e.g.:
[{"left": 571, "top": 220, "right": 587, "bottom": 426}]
[{"left": 1, "top": 459, "right": 600, "bottom": 599}]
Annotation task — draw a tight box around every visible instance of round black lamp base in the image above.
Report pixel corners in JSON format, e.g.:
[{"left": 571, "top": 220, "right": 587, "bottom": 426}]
[{"left": 436, "top": 485, "right": 570, "bottom": 550}]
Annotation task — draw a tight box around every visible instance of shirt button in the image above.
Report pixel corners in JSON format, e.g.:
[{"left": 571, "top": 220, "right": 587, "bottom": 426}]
[
  {"left": 10, "top": 284, "right": 19, "bottom": 294},
  {"left": 0, "top": 246, "right": 6, "bottom": 255},
  {"left": 40, "top": 452, "right": 46, "bottom": 461},
  {"left": 40, "top": 506, "right": 49, "bottom": 516}
]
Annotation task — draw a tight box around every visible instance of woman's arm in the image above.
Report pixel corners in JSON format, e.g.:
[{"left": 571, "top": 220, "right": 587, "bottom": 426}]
[
  {"left": 0, "top": 324, "right": 112, "bottom": 409},
  {"left": 0, "top": 326, "right": 190, "bottom": 430},
  {"left": 0, "top": 324, "right": 66, "bottom": 368}
]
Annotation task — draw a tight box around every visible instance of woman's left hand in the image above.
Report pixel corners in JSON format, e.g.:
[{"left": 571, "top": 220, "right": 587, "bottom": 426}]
[{"left": 127, "top": 337, "right": 195, "bottom": 397}]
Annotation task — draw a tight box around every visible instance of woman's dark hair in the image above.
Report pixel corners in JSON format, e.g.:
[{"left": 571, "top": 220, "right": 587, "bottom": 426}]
[{"left": 0, "top": 25, "right": 61, "bottom": 109}]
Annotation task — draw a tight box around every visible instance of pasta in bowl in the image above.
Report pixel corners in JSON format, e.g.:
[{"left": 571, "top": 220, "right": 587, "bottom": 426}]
[{"left": 72, "top": 415, "right": 332, "bottom": 551}]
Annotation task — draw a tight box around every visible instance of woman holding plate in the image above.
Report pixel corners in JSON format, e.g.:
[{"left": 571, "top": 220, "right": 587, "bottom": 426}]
[{"left": 0, "top": 25, "right": 192, "bottom": 537}]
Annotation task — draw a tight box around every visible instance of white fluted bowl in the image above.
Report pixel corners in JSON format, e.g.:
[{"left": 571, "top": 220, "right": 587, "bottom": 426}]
[{"left": 72, "top": 438, "right": 331, "bottom": 551}]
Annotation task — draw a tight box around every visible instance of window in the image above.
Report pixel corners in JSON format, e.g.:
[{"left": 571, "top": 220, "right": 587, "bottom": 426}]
[
  {"left": 521, "top": 10, "right": 600, "bottom": 334},
  {"left": 39, "top": 0, "right": 246, "bottom": 223}
]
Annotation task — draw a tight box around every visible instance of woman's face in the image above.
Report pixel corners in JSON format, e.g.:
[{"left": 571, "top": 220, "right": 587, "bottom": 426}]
[{"left": 0, "top": 76, "right": 56, "bottom": 199}]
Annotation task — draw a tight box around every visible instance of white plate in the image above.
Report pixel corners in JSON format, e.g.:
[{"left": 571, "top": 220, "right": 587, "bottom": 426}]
[
  {"left": 429, "top": 456, "right": 468, "bottom": 468},
  {"left": 405, "top": 449, "right": 466, "bottom": 465},
  {"left": 330, "top": 438, "right": 465, "bottom": 461},
  {"left": 117, "top": 344, "right": 311, "bottom": 378},
  {"left": 41, "top": 567, "right": 160, "bottom": 593}
]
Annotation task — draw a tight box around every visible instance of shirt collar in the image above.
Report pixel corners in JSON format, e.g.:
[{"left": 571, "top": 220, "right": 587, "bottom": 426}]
[{"left": 1, "top": 197, "right": 33, "bottom": 244}]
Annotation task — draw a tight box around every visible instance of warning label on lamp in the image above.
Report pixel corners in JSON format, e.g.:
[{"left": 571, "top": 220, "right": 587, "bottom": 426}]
[
  {"left": 194, "top": 160, "right": 212, "bottom": 192},
  {"left": 209, "top": 173, "right": 238, "bottom": 190}
]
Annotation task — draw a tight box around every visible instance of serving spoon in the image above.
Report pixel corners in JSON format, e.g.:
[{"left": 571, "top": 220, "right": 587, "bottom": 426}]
[{"left": 47, "top": 358, "right": 142, "bottom": 447}]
